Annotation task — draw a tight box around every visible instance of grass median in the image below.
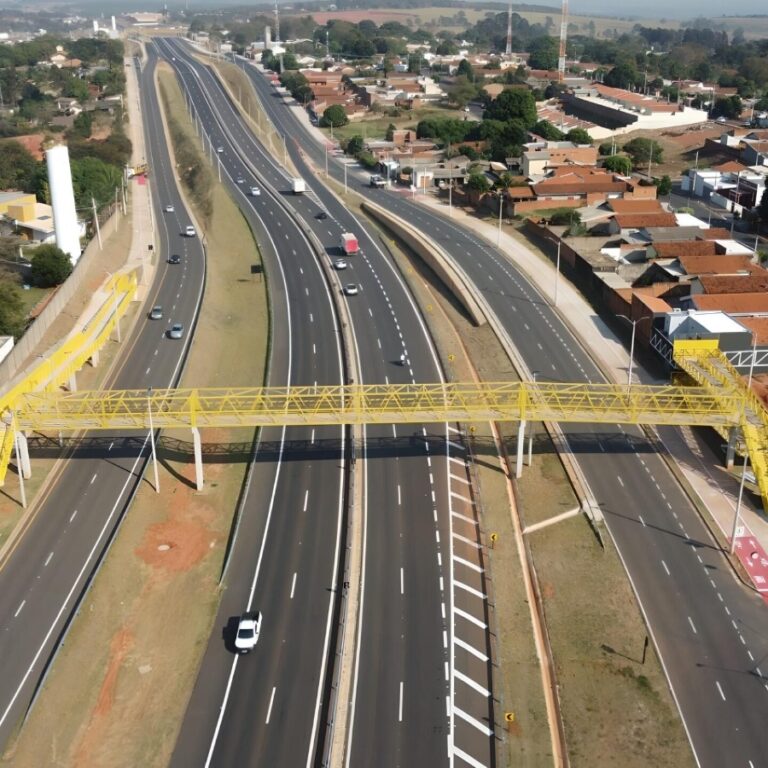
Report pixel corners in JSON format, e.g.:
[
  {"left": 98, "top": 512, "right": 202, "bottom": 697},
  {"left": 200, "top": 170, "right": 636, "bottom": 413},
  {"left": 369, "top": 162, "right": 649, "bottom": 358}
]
[{"left": 2, "top": 65, "right": 269, "bottom": 767}]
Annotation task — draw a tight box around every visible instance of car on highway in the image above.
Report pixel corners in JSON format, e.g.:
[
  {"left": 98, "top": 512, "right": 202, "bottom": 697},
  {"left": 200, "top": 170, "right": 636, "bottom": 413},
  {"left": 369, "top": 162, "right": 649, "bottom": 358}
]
[
  {"left": 164, "top": 204, "right": 174, "bottom": 213},
  {"left": 334, "top": 259, "right": 348, "bottom": 270},
  {"left": 168, "top": 254, "right": 181, "bottom": 264},
  {"left": 250, "top": 186, "right": 261, "bottom": 196},
  {"left": 216, "top": 146, "right": 224, "bottom": 153},
  {"left": 149, "top": 305, "right": 163, "bottom": 320},
  {"left": 316, "top": 211, "right": 328, "bottom": 220},
  {"left": 236, "top": 175, "right": 245, "bottom": 184},
  {"left": 234, "top": 611, "right": 262, "bottom": 653},
  {"left": 168, "top": 323, "right": 184, "bottom": 339},
  {"left": 343, "top": 283, "right": 359, "bottom": 295},
  {"left": 184, "top": 225, "right": 196, "bottom": 237}
]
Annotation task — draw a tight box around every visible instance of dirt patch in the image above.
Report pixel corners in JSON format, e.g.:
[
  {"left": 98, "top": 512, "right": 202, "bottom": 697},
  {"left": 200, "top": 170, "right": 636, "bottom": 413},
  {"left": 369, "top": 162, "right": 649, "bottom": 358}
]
[{"left": 135, "top": 517, "right": 212, "bottom": 573}]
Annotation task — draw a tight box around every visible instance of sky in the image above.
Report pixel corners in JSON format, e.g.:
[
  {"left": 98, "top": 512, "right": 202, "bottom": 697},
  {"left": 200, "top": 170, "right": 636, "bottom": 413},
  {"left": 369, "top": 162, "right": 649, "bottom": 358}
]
[{"left": 569, "top": 0, "right": 767, "bottom": 19}]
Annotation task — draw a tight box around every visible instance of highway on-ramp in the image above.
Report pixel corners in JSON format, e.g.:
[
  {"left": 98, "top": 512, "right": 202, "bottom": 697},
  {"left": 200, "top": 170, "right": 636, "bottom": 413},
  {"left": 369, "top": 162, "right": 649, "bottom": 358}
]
[
  {"left": 237, "top": 54, "right": 768, "bottom": 768},
  {"left": 0, "top": 51, "right": 205, "bottom": 750}
]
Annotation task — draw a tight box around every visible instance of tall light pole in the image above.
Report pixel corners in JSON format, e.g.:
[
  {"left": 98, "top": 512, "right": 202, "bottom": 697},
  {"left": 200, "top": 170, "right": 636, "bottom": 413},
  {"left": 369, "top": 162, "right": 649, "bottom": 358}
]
[
  {"left": 617, "top": 314, "right": 651, "bottom": 393},
  {"left": 147, "top": 386, "right": 160, "bottom": 492},
  {"left": 497, "top": 191, "right": 503, "bottom": 246},
  {"left": 731, "top": 337, "right": 758, "bottom": 554}
]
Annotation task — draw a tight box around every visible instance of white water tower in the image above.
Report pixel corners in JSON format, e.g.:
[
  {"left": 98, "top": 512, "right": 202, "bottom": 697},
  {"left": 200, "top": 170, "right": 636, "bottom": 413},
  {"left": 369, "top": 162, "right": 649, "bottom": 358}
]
[{"left": 45, "top": 144, "right": 82, "bottom": 264}]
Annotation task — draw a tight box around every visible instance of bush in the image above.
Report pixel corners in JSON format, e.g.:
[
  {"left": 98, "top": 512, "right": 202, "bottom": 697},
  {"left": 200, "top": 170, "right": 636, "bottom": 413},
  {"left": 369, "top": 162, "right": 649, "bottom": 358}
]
[
  {"left": 345, "top": 135, "right": 364, "bottom": 156},
  {"left": 549, "top": 208, "right": 582, "bottom": 226},
  {"left": 30, "top": 244, "right": 73, "bottom": 288}
]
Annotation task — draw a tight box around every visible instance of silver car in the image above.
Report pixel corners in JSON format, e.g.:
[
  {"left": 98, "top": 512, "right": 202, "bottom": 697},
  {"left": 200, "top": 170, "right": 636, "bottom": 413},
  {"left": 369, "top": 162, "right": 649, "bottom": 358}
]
[
  {"left": 149, "top": 305, "right": 163, "bottom": 320},
  {"left": 168, "top": 323, "right": 184, "bottom": 339},
  {"left": 343, "top": 284, "right": 359, "bottom": 296}
]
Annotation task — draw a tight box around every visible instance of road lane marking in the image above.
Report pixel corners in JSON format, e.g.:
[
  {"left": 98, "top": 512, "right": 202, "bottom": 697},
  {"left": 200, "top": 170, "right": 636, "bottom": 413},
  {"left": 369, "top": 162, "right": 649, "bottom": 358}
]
[
  {"left": 716, "top": 681, "right": 726, "bottom": 701},
  {"left": 454, "top": 705, "right": 493, "bottom": 736},
  {"left": 639, "top": 515, "right": 646, "bottom": 527},
  {"left": 455, "top": 580, "right": 486, "bottom": 599},
  {"left": 455, "top": 636, "right": 488, "bottom": 661},
  {"left": 688, "top": 616, "right": 697, "bottom": 634},
  {"left": 398, "top": 682, "right": 403, "bottom": 722},
  {"left": 617, "top": 476, "right": 624, "bottom": 487},
  {"left": 661, "top": 560, "right": 670, "bottom": 575},
  {"left": 400, "top": 567, "right": 404, "bottom": 595},
  {"left": 452, "top": 745, "right": 487, "bottom": 768},
  {"left": 453, "top": 554, "right": 483, "bottom": 573},
  {"left": 303, "top": 490, "right": 309, "bottom": 512},
  {"left": 397, "top": 485, "right": 401, "bottom": 506},
  {"left": 454, "top": 668, "right": 490, "bottom": 697},
  {"left": 450, "top": 490, "right": 472, "bottom": 503},
  {"left": 44, "top": 552, "right": 53, "bottom": 567},
  {"left": 69, "top": 510, "right": 77, "bottom": 522},
  {"left": 90, "top": 473, "right": 97, "bottom": 485},
  {"left": 108, "top": 442, "right": 114, "bottom": 451},
  {"left": 290, "top": 572, "right": 297, "bottom": 600},
  {"left": 266, "top": 686, "right": 276, "bottom": 723},
  {"left": 14, "top": 600, "right": 25, "bottom": 618},
  {"left": 454, "top": 606, "right": 487, "bottom": 629},
  {"left": 453, "top": 532, "right": 481, "bottom": 548},
  {"left": 451, "top": 510, "right": 478, "bottom": 526}
]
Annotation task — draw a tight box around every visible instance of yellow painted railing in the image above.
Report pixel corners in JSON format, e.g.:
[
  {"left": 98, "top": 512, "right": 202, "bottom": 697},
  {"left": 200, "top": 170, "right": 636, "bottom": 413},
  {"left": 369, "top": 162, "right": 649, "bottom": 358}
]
[
  {"left": 0, "top": 270, "right": 138, "bottom": 485},
  {"left": 6, "top": 381, "right": 744, "bottom": 432}
]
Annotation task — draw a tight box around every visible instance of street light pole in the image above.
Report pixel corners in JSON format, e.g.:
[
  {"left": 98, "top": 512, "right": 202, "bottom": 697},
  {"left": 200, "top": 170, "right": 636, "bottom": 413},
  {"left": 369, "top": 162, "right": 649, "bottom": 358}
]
[
  {"left": 731, "top": 338, "right": 757, "bottom": 554},
  {"left": 497, "top": 192, "right": 503, "bottom": 246},
  {"left": 554, "top": 239, "right": 561, "bottom": 307},
  {"left": 147, "top": 387, "right": 160, "bottom": 492}
]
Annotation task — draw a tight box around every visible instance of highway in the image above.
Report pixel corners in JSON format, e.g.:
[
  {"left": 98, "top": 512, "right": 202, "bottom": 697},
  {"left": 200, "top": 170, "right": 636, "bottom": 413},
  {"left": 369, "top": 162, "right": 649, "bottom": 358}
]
[
  {"left": 233, "top": 52, "right": 768, "bottom": 767},
  {"left": 0, "top": 51, "right": 206, "bottom": 749},
  {"left": 161, "top": 39, "right": 495, "bottom": 768}
]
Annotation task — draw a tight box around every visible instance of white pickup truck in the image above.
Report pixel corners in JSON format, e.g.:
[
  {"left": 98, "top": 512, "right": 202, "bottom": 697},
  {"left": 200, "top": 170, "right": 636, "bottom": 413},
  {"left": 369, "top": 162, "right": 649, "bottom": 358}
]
[{"left": 234, "top": 611, "right": 262, "bottom": 653}]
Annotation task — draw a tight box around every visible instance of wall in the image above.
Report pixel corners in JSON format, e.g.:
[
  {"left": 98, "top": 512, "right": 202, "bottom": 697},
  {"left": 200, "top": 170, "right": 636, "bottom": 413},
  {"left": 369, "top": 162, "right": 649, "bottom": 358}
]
[{"left": 0, "top": 207, "right": 121, "bottom": 386}]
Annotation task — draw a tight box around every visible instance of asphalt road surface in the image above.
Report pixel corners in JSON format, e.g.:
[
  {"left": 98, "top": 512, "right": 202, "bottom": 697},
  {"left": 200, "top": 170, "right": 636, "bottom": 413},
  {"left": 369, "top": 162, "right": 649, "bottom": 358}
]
[
  {"left": 162, "top": 38, "right": 495, "bottom": 767},
  {"left": 238, "top": 55, "right": 768, "bottom": 768},
  {"left": 0, "top": 52, "right": 206, "bottom": 750}
]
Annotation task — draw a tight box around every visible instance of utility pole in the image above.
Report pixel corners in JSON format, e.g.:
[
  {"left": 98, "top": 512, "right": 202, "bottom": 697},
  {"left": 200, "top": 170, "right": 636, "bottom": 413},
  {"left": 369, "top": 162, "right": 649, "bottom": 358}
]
[
  {"left": 92, "top": 197, "right": 102, "bottom": 249},
  {"left": 505, "top": 1, "right": 513, "bottom": 57},
  {"left": 558, "top": 0, "right": 568, "bottom": 83}
]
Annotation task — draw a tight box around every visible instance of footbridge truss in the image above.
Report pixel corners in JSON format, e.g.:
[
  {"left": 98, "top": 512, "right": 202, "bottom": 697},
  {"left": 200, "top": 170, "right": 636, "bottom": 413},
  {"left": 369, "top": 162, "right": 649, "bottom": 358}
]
[{"left": 1, "top": 338, "right": 765, "bottom": 507}]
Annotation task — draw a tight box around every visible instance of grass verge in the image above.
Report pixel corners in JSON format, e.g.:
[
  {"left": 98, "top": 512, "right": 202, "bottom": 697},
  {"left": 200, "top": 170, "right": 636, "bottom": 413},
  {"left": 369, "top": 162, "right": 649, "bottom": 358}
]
[
  {"left": 342, "top": 191, "right": 693, "bottom": 767},
  {"left": 2, "top": 65, "right": 268, "bottom": 768}
]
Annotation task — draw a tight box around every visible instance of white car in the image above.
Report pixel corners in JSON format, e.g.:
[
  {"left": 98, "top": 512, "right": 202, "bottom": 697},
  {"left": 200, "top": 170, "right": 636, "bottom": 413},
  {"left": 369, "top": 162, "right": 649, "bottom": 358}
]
[
  {"left": 168, "top": 323, "right": 184, "bottom": 339},
  {"left": 334, "top": 259, "right": 348, "bottom": 270},
  {"left": 164, "top": 204, "right": 174, "bottom": 213},
  {"left": 184, "top": 225, "right": 196, "bottom": 237},
  {"left": 216, "top": 146, "right": 224, "bottom": 153},
  {"left": 343, "top": 283, "right": 359, "bottom": 296},
  {"left": 250, "top": 186, "right": 261, "bottom": 196},
  {"left": 234, "top": 611, "right": 262, "bottom": 653}
]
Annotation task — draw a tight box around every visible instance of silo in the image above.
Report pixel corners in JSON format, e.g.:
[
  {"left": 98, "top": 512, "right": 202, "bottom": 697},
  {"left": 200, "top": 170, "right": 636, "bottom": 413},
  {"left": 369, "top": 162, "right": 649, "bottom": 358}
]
[
  {"left": 45, "top": 144, "right": 82, "bottom": 264},
  {"left": 265, "top": 25, "right": 271, "bottom": 48}
]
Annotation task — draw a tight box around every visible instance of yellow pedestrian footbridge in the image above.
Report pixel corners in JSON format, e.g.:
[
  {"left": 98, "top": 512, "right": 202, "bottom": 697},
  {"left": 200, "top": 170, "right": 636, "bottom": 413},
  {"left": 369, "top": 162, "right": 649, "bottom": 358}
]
[{"left": 0, "top": 336, "right": 766, "bottom": 508}]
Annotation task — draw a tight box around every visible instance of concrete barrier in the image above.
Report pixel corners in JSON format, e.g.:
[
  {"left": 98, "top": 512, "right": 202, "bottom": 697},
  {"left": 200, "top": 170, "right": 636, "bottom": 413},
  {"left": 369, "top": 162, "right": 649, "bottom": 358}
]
[{"left": 361, "top": 199, "right": 486, "bottom": 327}]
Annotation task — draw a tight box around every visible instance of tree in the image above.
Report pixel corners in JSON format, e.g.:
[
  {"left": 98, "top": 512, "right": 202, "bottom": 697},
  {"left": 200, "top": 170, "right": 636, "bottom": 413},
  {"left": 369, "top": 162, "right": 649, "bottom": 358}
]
[
  {"left": 758, "top": 192, "right": 768, "bottom": 224},
  {"left": 712, "top": 95, "right": 743, "bottom": 120},
  {"left": 456, "top": 58, "right": 475, "bottom": 82},
  {"left": 346, "top": 135, "right": 364, "bottom": 156},
  {"left": 623, "top": 137, "right": 663, "bottom": 168},
  {"left": 321, "top": 104, "right": 348, "bottom": 128},
  {"left": 532, "top": 120, "right": 565, "bottom": 140},
  {"left": 70, "top": 157, "right": 123, "bottom": 208},
  {"left": 466, "top": 173, "right": 491, "bottom": 193},
  {"left": 0, "top": 278, "right": 26, "bottom": 338},
  {"left": 70, "top": 111, "right": 92, "bottom": 139},
  {"left": 30, "top": 244, "right": 73, "bottom": 288},
  {"left": 483, "top": 88, "right": 536, "bottom": 127},
  {"left": 527, "top": 36, "right": 559, "bottom": 70},
  {"left": 0, "top": 141, "right": 39, "bottom": 192},
  {"left": 385, "top": 123, "right": 397, "bottom": 141},
  {"left": 550, "top": 209, "right": 582, "bottom": 227},
  {"left": 598, "top": 141, "right": 615, "bottom": 156},
  {"left": 603, "top": 155, "right": 632, "bottom": 175},
  {"left": 656, "top": 174, "right": 672, "bottom": 197},
  {"left": 566, "top": 127, "right": 592, "bottom": 145},
  {"left": 604, "top": 61, "right": 639, "bottom": 89}
]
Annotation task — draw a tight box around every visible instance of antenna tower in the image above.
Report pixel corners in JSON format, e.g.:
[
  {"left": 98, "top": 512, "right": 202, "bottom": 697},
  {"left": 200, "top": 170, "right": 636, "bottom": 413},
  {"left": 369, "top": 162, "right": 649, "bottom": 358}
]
[
  {"left": 558, "top": 0, "right": 568, "bottom": 82},
  {"left": 505, "top": 2, "right": 513, "bottom": 57}
]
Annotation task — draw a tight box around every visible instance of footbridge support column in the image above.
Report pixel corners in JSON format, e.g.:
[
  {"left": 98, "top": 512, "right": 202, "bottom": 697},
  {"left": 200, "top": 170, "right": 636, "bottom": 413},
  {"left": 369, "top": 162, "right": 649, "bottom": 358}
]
[
  {"left": 16, "top": 431, "right": 31, "bottom": 479},
  {"left": 516, "top": 420, "right": 526, "bottom": 479},
  {"left": 192, "top": 427, "right": 204, "bottom": 491},
  {"left": 726, "top": 427, "right": 737, "bottom": 470}
]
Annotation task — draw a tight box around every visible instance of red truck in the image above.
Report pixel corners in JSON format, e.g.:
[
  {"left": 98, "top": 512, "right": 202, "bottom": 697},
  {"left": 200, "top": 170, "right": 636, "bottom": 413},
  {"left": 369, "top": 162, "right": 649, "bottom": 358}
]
[{"left": 340, "top": 233, "right": 359, "bottom": 256}]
